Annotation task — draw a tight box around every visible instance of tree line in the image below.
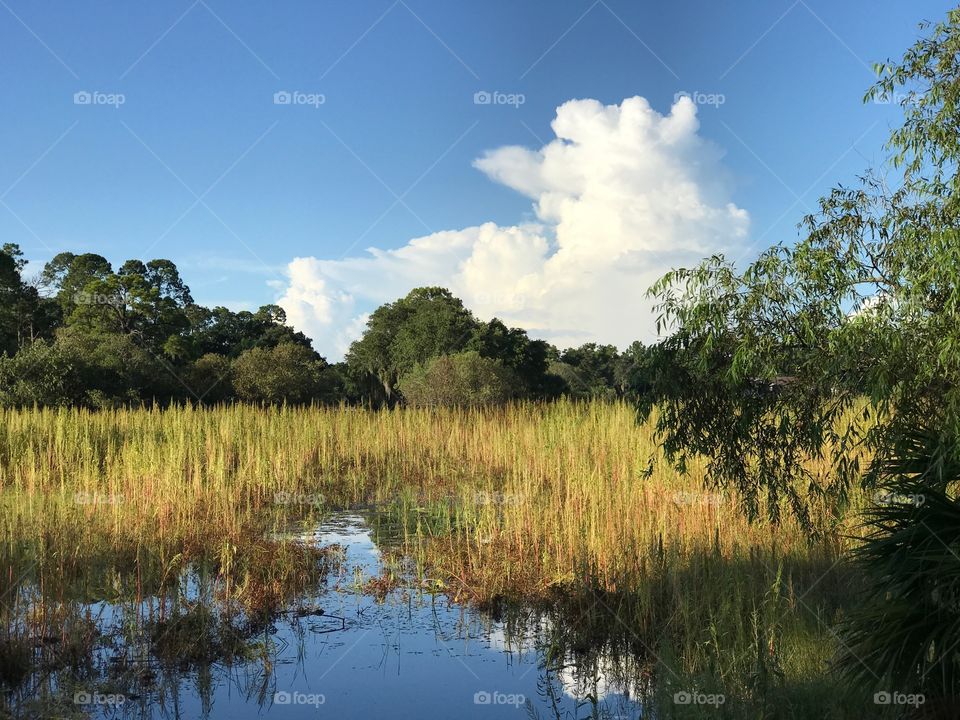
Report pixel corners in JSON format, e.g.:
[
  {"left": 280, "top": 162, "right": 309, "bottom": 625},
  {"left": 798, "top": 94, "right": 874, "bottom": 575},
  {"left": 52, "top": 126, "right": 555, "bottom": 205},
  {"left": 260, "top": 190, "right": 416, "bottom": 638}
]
[{"left": 0, "top": 250, "right": 653, "bottom": 408}]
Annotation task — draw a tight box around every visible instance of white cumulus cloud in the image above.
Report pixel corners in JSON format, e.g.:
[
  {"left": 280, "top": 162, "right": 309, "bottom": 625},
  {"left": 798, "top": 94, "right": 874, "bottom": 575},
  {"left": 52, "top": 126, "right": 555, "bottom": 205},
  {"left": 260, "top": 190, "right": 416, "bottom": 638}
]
[{"left": 277, "top": 95, "right": 749, "bottom": 360}]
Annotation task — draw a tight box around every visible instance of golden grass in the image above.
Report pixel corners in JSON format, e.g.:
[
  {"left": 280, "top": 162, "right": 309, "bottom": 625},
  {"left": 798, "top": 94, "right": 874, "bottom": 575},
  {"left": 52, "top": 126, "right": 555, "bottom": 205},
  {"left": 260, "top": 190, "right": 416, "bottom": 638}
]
[
  {"left": 1, "top": 399, "right": 846, "bottom": 488},
  {"left": 0, "top": 401, "right": 863, "bottom": 587},
  {"left": 0, "top": 400, "right": 866, "bottom": 711}
]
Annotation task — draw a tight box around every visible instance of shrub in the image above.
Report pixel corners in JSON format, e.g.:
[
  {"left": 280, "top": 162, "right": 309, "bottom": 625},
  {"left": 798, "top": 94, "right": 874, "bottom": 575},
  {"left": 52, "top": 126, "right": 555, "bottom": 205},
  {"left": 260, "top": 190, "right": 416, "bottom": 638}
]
[
  {"left": 0, "top": 339, "right": 85, "bottom": 407},
  {"left": 398, "top": 351, "right": 516, "bottom": 407},
  {"left": 232, "top": 343, "right": 325, "bottom": 404},
  {"left": 185, "top": 353, "right": 234, "bottom": 404}
]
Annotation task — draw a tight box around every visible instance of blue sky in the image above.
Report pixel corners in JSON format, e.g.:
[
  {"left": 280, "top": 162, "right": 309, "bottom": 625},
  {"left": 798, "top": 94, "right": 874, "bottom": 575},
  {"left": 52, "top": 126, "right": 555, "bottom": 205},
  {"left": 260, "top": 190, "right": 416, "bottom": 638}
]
[{"left": 0, "top": 0, "right": 953, "bottom": 357}]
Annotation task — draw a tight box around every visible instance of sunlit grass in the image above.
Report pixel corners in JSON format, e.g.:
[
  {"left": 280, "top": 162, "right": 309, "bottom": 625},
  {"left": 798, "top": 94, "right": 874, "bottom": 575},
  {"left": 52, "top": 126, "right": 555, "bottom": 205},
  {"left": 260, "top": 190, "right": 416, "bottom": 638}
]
[{"left": 0, "top": 400, "right": 869, "bottom": 715}]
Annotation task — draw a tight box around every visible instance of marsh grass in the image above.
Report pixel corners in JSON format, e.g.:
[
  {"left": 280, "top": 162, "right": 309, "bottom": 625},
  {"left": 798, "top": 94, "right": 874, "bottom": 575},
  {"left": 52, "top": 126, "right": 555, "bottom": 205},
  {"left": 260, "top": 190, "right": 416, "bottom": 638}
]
[{"left": 0, "top": 400, "right": 868, "bottom": 716}]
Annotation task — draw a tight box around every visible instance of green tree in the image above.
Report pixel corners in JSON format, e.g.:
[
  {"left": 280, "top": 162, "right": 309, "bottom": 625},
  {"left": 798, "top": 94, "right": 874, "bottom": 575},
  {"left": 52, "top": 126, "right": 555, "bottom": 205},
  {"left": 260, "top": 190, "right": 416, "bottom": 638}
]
[
  {"left": 0, "top": 338, "right": 85, "bottom": 406},
  {"left": 58, "top": 327, "right": 173, "bottom": 406},
  {"left": 232, "top": 343, "right": 329, "bottom": 404},
  {"left": 67, "top": 259, "right": 193, "bottom": 352},
  {"left": 615, "top": 341, "right": 654, "bottom": 399},
  {"left": 40, "top": 254, "right": 195, "bottom": 356},
  {"left": 40, "top": 252, "right": 113, "bottom": 316},
  {"left": 346, "top": 287, "right": 478, "bottom": 405},
  {"left": 398, "top": 351, "right": 516, "bottom": 407},
  {"left": 556, "top": 343, "right": 621, "bottom": 398},
  {"left": 0, "top": 328, "right": 171, "bottom": 408},
  {"left": 184, "top": 353, "right": 235, "bottom": 404},
  {"left": 0, "top": 244, "right": 59, "bottom": 354},
  {"left": 185, "top": 304, "right": 314, "bottom": 359},
  {"left": 0, "top": 244, "right": 26, "bottom": 355},
  {"left": 644, "top": 6, "right": 960, "bottom": 704},
  {"left": 321, "top": 362, "right": 370, "bottom": 405},
  {"left": 466, "top": 318, "right": 557, "bottom": 397}
]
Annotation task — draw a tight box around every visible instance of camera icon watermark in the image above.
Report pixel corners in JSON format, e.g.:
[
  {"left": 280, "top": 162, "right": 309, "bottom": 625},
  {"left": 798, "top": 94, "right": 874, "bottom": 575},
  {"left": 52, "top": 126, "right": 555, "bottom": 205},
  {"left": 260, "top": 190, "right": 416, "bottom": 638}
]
[
  {"left": 674, "top": 90, "right": 725, "bottom": 108},
  {"left": 473, "top": 90, "right": 525, "bottom": 108},
  {"left": 673, "top": 690, "right": 725, "bottom": 706},
  {"left": 473, "top": 690, "right": 526, "bottom": 706},
  {"left": 273, "top": 690, "right": 325, "bottom": 707},
  {"left": 273, "top": 90, "right": 326, "bottom": 108},
  {"left": 74, "top": 90, "right": 125, "bottom": 108}
]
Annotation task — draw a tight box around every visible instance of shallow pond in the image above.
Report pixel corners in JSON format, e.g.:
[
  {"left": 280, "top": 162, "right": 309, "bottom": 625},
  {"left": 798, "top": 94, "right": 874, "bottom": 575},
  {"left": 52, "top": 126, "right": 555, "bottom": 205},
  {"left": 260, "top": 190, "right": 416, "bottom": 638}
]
[{"left": 4, "top": 510, "right": 649, "bottom": 719}]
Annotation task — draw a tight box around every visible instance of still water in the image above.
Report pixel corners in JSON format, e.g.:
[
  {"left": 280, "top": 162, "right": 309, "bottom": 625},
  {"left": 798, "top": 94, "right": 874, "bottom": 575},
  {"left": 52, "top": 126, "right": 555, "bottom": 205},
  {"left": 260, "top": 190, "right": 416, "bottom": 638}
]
[{"left": 6, "top": 511, "right": 648, "bottom": 719}]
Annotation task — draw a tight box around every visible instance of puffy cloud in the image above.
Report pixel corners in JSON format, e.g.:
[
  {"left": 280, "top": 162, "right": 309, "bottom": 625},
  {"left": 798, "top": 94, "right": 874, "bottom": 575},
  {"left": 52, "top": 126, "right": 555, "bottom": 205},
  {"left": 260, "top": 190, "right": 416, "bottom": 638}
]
[{"left": 277, "top": 96, "right": 749, "bottom": 360}]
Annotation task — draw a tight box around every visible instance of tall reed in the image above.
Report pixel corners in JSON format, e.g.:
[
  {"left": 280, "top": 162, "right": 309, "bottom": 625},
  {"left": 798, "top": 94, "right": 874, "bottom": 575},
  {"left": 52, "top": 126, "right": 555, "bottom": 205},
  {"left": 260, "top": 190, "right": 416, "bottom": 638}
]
[{"left": 0, "top": 401, "right": 866, "bottom": 714}]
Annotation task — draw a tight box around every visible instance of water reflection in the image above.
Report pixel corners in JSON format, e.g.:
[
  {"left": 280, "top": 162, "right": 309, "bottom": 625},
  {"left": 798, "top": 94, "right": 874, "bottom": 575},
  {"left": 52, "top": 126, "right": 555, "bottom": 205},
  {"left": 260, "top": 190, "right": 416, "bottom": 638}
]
[{"left": 2, "top": 510, "right": 647, "bottom": 719}]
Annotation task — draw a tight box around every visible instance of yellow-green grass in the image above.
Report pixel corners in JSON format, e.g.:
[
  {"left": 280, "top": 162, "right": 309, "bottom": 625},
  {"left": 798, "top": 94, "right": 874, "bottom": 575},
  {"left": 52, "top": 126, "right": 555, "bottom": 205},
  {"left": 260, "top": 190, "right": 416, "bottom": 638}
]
[
  {"left": 0, "top": 401, "right": 859, "bottom": 545},
  {"left": 0, "top": 401, "right": 868, "bottom": 714},
  {"left": 0, "top": 400, "right": 862, "bottom": 604}
]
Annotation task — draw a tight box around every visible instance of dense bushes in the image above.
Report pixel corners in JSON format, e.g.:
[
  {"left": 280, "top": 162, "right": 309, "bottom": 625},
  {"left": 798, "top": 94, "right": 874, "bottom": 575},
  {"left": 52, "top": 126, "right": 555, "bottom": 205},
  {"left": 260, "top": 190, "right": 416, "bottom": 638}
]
[
  {"left": 233, "top": 344, "right": 334, "bottom": 404},
  {"left": 398, "top": 352, "right": 516, "bottom": 406}
]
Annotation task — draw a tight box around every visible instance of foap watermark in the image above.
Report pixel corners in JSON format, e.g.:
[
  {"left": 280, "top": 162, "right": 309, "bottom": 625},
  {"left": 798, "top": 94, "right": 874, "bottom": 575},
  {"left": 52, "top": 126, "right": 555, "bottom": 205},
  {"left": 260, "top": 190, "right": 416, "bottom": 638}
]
[
  {"left": 273, "top": 90, "right": 325, "bottom": 108},
  {"left": 274, "top": 691, "right": 325, "bottom": 707},
  {"left": 73, "top": 291, "right": 124, "bottom": 308},
  {"left": 874, "top": 490, "right": 925, "bottom": 507},
  {"left": 672, "top": 491, "right": 725, "bottom": 507},
  {"left": 74, "top": 691, "right": 125, "bottom": 706},
  {"left": 274, "top": 491, "right": 325, "bottom": 507},
  {"left": 75, "top": 492, "right": 125, "bottom": 505},
  {"left": 474, "top": 491, "right": 524, "bottom": 506},
  {"left": 674, "top": 90, "right": 725, "bottom": 108},
  {"left": 74, "top": 90, "right": 125, "bottom": 108},
  {"left": 673, "top": 690, "right": 725, "bottom": 706},
  {"left": 474, "top": 90, "right": 525, "bottom": 108},
  {"left": 473, "top": 690, "right": 526, "bottom": 707},
  {"left": 874, "top": 690, "right": 925, "bottom": 708},
  {"left": 871, "top": 91, "right": 917, "bottom": 107},
  {"left": 473, "top": 291, "right": 526, "bottom": 310}
]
